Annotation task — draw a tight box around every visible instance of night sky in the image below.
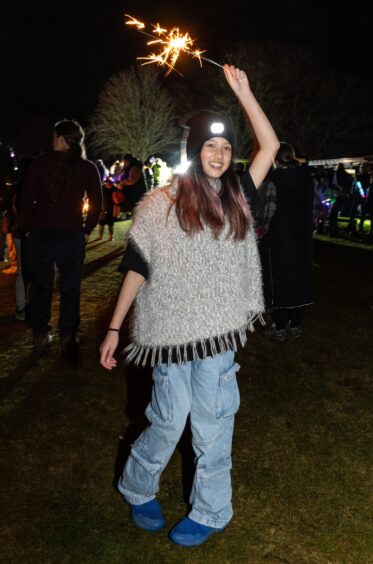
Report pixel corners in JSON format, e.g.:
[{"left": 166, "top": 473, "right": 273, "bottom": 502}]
[{"left": 1, "top": 1, "right": 371, "bottom": 152}]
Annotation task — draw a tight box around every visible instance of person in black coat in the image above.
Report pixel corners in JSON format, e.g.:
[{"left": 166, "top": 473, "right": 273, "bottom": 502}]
[
  {"left": 263, "top": 143, "right": 319, "bottom": 341},
  {"left": 20, "top": 119, "right": 103, "bottom": 357},
  {"left": 117, "top": 154, "right": 147, "bottom": 216}
]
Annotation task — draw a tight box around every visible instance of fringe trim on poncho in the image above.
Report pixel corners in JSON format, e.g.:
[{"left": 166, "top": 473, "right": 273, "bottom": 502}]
[{"left": 123, "top": 314, "right": 265, "bottom": 367}]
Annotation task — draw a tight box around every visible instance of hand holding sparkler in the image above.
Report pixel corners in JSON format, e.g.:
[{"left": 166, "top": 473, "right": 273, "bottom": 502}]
[{"left": 223, "top": 64, "right": 251, "bottom": 98}]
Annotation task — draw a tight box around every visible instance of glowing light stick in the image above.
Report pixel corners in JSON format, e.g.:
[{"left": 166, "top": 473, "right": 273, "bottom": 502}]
[
  {"left": 356, "top": 181, "right": 366, "bottom": 199},
  {"left": 125, "top": 14, "right": 224, "bottom": 75},
  {"left": 322, "top": 198, "right": 331, "bottom": 207}
]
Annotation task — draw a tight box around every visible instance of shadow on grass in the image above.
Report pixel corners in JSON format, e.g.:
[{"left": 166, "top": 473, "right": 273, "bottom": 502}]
[
  {"left": 82, "top": 249, "right": 125, "bottom": 279},
  {"left": 0, "top": 351, "right": 38, "bottom": 399}
]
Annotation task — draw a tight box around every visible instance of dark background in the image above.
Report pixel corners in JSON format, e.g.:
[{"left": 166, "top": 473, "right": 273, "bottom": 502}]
[{"left": 0, "top": 1, "right": 371, "bottom": 156}]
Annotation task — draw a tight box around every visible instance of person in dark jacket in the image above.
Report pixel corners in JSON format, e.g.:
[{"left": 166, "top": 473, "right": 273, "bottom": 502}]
[
  {"left": 19, "top": 119, "right": 103, "bottom": 357},
  {"left": 12, "top": 156, "right": 34, "bottom": 320},
  {"left": 117, "top": 154, "right": 147, "bottom": 216},
  {"left": 367, "top": 165, "right": 373, "bottom": 242},
  {"left": 95, "top": 159, "right": 115, "bottom": 240},
  {"left": 263, "top": 142, "right": 319, "bottom": 341},
  {"left": 347, "top": 164, "right": 370, "bottom": 234},
  {"left": 98, "top": 177, "right": 116, "bottom": 240}
]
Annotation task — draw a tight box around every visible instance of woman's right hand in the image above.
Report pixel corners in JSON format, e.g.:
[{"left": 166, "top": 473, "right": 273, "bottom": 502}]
[
  {"left": 100, "top": 331, "right": 119, "bottom": 370},
  {"left": 223, "top": 64, "right": 251, "bottom": 99}
]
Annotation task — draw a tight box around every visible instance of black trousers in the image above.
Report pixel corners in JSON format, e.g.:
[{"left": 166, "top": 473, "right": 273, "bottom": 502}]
[
  {"left": 273, "top": 306, "right": 305, "bottom": 330},
  {"left": 27, "top": 230, "right": 86, "bottom": 336}
]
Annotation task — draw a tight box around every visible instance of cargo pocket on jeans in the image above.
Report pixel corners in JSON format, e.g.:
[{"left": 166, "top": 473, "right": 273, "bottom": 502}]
[
  {"left": 216, "top": 362, "right": 240, "bottom": 419},
  {"left": 150, "top": 365, "right": 173, "bottom": 422}
]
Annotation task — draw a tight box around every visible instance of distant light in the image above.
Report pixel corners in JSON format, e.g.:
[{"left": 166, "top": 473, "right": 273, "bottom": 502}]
[
  {"left": 210, "top": 122, "right": 224, "bottom": 135},
  {"left": 173, "top": 160, "right": 190, "bottom": 174}
]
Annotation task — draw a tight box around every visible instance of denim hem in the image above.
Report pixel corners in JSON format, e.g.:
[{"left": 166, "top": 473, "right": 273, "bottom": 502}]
[
  {"left": 188, "top": 508, "right": 232, "bottom": 529},
  {"left": 120, "top": 491, "right": 156, "bottom": 506}
]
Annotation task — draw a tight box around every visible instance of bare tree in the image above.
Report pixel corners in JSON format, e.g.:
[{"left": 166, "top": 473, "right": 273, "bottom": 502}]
[
  {"left": 212, "top": 42, "right": 373, "bottom": 159},
  {"left": 88, "top": 66, "right": 180, "bottom": 162}
]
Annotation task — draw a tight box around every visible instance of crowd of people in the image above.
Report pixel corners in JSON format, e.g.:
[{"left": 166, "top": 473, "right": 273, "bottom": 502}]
[
  {"left": 0, "top": 135, "right": 173, "bottom": 331},
  {"left": 1, "top": 63, "right": 372, "bottom": 549},
  {"left": 1, "top": 128, "right": 371, "bottom": 353},
  {"left": 94, "top": 154, "right": 172, "bottom": 239},
  {"left": 1, "top": 124, "right": 371, "bottom": 355},
  {"left": 233, "top": 151, "right": 373, "bottom": 340},
  {"left": 312, "top": 161, "right": 373, "bottom": 240},
  {"left": 236, "top": 157, "right": 373, "bottom": 244}
]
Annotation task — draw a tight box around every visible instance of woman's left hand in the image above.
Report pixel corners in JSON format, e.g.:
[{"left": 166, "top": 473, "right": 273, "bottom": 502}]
[{"left": 223, "top": 64, "right": 251, "bottom": 98}]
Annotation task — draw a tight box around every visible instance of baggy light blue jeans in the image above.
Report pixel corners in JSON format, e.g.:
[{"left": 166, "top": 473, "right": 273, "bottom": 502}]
[{"left": 118, "top": 350, "right": 240, "bottom": 528}]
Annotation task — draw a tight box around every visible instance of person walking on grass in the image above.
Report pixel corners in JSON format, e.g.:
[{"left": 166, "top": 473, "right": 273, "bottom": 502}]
[
  {"left": 99, "top": 65, "right": 279, "bottom": 547},
  {"left": 19, "top": 119, "right": 102, "bottom": 358}
]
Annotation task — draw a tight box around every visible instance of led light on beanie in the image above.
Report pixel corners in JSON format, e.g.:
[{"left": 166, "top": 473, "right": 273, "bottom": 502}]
[
  {"left": 210, "top": 122, "right": 225, "bottom": 135},
  {"left": 183, "top": 111, "right": 235, "bottom": 161}
]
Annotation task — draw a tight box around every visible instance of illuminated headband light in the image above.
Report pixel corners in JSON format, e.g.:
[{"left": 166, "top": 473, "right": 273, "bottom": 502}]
[{"left": 210, "top": 122, "right": 224, "bottom": 134}]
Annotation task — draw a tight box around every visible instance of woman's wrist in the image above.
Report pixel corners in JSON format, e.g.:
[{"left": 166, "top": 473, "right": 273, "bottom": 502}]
[{"left": 108, "top": 327, "right": 120, "bottom": 332}]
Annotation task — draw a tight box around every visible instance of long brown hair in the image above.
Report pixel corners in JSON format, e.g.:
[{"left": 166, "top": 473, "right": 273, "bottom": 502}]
[{"left": 174, "top": 158, "right": 251, "bottom": 240}]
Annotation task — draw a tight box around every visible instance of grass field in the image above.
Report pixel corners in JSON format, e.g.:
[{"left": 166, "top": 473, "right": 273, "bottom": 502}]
[{"left": 0, "top": 223, "right": 372, "bottom": 563}]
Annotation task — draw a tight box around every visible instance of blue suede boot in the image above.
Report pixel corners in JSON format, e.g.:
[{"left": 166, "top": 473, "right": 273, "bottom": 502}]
[
  {"left": 169, "top": 517, "right": 226, "bottom": 546},
  {"left": 130, "top": 498, "right": 165, "bottom": 531}
]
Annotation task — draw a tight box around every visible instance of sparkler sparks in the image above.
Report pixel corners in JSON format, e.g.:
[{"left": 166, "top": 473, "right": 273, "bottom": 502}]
[
  {"left": 124, "top": 14, "right": 223, "bottom": 75},
  {"left": 125, "top": 15, "right": 146, "bottom": 31},
  {"left": 82, "top": 191, "right": 89, "bottom": 227}
]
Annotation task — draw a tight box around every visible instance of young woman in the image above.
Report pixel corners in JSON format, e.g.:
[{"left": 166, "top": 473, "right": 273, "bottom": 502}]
[{"left": 100, "top": 65, "right": 279, "bottom": 547}]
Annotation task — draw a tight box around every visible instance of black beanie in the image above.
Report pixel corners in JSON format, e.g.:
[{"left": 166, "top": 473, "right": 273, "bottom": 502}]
[{"left": 183, "top": 111, "right": 235, "bottom": 161}]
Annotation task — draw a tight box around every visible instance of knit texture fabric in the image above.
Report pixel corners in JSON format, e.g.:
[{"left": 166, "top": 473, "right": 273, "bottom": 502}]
[{"left": 124, "top": 176, "right": 264, "bottom": 366}]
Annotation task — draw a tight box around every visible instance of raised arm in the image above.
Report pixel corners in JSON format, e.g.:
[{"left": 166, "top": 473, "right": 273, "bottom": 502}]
[
  {"left": 223, "top": 64, "right": 279, "bottom": 189},
  {"left": 99, "top": 270, "right": 145, "bottom": 370}
]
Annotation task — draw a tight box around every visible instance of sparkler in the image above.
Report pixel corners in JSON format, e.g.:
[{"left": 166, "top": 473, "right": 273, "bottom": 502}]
[
  {"left": 82, "top": 191, "right": 89, "bottom": 227},
  {"left": 125, "top": 14, "right": 224, "bottom": 75}
]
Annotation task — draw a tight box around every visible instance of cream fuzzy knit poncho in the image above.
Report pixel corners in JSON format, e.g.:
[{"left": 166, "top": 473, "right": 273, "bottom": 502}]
[{"left": 124, "top": 176, "right": 264, "bottom": 366}]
